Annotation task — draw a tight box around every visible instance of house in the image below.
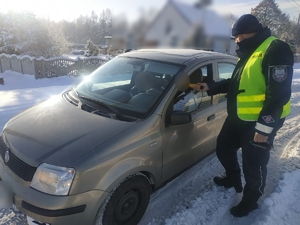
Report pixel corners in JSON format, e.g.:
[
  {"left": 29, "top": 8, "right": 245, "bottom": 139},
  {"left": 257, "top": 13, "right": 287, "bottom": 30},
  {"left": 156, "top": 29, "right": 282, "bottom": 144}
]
[
  {"left": 102, "top": 36, "right": 112, "bottom": 54},
  {"left": 144, "top": 0, "right": 233, "bottom": 53},
  {"left": 230, "top": 37, "right": 237, "bottom": 56}
]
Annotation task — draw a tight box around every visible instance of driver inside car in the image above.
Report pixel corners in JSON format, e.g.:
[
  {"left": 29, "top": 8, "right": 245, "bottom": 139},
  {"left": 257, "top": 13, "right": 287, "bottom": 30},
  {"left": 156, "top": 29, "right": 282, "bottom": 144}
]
[
  {"left": 129, "top": 71, "right": 159, "bottom": 97},
  {"left": 174, "top": 68, "right": 203, "bottom": 111},
  {"left": 128, "top": 71, "right": 162, "bottom": 111}
]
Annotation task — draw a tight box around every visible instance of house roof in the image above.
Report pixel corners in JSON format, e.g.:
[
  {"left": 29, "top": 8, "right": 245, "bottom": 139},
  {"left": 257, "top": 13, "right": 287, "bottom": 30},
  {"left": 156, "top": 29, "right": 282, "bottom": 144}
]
[{"left": 169, "top": 0, "right": 231, "bottom": 37}]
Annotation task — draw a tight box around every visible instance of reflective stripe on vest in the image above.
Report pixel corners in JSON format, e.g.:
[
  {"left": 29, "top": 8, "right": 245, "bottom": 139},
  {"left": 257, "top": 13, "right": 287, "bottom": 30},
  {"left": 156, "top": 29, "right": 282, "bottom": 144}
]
[{"left": 237, "top": 36, "right": 291, "bottom": 121}]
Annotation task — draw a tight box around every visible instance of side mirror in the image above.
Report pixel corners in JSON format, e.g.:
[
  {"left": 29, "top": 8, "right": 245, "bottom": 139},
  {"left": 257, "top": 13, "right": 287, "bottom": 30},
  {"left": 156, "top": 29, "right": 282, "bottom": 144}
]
[
  {"left": 175, "top": 71, "right": 197, "bottom": 91},
  {"left": 170, "top": 110, "right": 191, "bottom": 125}
]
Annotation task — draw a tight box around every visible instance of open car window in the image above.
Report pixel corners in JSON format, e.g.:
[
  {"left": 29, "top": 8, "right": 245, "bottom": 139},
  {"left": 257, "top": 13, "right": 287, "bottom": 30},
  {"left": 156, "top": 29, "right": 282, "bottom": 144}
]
[
  {"left": 75, "top": 56, "right": 182, "bottom": 118},
  {"left": 174, "top": 64, "right": 213, "bottom": 113}
]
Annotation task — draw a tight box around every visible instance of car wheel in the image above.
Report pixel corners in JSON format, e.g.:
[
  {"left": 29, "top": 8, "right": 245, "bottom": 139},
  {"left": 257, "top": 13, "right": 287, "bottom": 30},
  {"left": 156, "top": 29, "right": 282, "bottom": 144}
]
[{"left": 94, "top": 173, "right": 151, "bottom": 225}]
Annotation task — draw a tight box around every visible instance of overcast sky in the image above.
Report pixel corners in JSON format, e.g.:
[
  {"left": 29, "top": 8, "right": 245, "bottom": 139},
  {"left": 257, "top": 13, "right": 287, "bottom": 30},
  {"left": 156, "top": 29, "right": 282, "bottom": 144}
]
[{"left": 1, "top": 0, "right": 299, "bottom": 22}]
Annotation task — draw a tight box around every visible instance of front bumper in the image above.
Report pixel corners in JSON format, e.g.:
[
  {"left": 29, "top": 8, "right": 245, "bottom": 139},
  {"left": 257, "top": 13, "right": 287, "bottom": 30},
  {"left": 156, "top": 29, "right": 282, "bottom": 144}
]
[{"left": 0, "top": 156, "right": 108, "bottom": 225}]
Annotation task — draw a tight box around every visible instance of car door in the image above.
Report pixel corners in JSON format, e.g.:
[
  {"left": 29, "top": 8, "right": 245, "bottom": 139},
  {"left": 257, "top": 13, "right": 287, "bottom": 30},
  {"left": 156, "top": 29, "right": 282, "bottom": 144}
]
[
  {"left": 214, "top": 60, "right": 237, "bottom": 132},
  {"left": 161, "top": 62, "right": 219, "bottom": 182}
]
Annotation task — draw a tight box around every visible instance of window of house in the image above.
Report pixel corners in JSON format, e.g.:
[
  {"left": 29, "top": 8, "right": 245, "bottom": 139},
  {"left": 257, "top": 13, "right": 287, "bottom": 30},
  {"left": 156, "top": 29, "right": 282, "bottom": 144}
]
[
  {"left": 170, "top": 36, "right": 178, "bottom": 47},
  {"left": 165, "top": 21, "right": 172, "bottom": 35}
]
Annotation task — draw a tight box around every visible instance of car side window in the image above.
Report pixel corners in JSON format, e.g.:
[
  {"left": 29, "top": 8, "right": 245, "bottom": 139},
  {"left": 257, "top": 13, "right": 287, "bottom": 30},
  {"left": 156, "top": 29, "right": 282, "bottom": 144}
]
[
  {"left": 217, "top": 62, "right": 235, "bottom": 102},
  {"left": 217, "top": 62, "right": 235, "bottom": 80},
  {"left": 174, "top": 64, "right": 213, "bottom": 112}
]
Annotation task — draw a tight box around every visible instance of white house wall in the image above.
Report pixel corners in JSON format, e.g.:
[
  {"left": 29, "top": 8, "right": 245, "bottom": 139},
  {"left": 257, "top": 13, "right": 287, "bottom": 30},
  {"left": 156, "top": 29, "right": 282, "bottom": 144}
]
[
  {"left": 229, "top": 38, "right": 237, "bottom": 55},
  {"left": 144, "top": 1, "right": 234, "bottom": 53},
  {"left": 145, "top": 4, "right": 192, "bottom": 47},
  {"left": 214, "top": 39, "right": 225, "bottom": 53}
]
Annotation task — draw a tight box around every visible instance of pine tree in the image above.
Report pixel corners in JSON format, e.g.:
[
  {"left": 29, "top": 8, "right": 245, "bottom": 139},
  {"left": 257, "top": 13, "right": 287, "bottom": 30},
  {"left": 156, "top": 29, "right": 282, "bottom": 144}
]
[{"left": 85, "top": 39, "right": 99, "bottom": 56}]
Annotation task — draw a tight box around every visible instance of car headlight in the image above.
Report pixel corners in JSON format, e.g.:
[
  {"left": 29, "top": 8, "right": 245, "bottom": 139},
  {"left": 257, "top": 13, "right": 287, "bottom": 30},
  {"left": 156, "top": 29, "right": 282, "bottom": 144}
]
[{"left": 30, "top": 163, "right": 75, "bottom": 196}]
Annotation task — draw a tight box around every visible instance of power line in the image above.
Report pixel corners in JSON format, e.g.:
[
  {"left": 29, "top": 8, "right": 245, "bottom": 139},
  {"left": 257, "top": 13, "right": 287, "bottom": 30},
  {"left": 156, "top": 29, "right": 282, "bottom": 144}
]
[
  {"left": 285, "top": 0, "right": 300, "bottom": 10},
  {"left": 292, "top": 0, "right": 300, "bottom": 8},
  {"left": 283, "top": 8, "right": 300, "bottom": 18},
  {"left": 278, "top": 0, "right": 300, "bottom": 12},
  {"left": 290, "top": 9, "right": 300, "bottom": 14},
  {"left": 277, "top": 0, "right": 300, "bottom": 18}
]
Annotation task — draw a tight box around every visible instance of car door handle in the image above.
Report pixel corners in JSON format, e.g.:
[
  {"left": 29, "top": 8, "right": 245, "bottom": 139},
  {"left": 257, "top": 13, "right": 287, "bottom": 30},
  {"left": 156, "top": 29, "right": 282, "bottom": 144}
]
[{"left": 207, "top": 114, "right": 215, "bottom": 121}]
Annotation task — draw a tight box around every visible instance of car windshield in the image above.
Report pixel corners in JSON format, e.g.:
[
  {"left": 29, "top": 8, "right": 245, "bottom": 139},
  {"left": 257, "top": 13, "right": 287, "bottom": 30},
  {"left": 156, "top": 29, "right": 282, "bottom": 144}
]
[{"left": 75, "top": 56, "right": 182, "bottom": 117}]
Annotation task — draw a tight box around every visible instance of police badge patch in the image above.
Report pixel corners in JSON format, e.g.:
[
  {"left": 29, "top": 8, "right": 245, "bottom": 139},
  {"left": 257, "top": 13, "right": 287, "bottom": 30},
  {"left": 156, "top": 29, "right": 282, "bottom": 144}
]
[
  {"left": 272, "top": 66, "right": 288, "bottom": 82},
  {"left": 262, "top": 115, "right": 275, "bottom": 123}
]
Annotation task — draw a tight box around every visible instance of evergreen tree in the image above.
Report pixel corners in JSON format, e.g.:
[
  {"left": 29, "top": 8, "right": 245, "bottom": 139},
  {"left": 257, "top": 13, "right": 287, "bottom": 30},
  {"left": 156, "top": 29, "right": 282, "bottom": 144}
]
[{"left": 85, "top": 39, "right": 99, "bottom": 56}]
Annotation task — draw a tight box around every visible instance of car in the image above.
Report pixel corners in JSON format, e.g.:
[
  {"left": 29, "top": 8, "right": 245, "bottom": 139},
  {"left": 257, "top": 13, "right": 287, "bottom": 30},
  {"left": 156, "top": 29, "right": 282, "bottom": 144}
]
[
  {"left": 0, "top": 49, "right": 237, "bottom": 225},
  {"left": 72, "top": 50, "right": 85, "bottom": 55}
]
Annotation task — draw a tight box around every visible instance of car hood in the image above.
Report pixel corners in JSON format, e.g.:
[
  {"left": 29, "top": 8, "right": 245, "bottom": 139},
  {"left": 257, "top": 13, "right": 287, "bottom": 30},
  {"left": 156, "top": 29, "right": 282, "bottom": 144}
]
[{"left": 2, "top": 95, "right": 136, "bottom": 167}]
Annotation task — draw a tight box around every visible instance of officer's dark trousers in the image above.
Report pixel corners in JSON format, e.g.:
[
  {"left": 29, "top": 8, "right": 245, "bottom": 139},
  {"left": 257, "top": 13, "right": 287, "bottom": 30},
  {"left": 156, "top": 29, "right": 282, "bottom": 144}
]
[{"left": 216, "top": 117, "right": 285, "bottom": 203}]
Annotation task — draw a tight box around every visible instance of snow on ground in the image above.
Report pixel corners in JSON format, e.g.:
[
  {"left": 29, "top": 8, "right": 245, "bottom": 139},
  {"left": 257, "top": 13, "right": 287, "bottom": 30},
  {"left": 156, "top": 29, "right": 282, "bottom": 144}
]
[
  {"left": 0, "top": 71, "right": 82, "bottom": 133},
  {"left": 0, "top": 64, "right": 300, "bottom": 225}
]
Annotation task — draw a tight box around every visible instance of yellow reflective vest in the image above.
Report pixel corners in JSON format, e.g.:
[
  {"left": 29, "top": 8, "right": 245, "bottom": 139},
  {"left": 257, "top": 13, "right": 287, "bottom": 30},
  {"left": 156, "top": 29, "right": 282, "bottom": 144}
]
[{"left": 237, "top": 36, "right": 291, "bottom": 121}]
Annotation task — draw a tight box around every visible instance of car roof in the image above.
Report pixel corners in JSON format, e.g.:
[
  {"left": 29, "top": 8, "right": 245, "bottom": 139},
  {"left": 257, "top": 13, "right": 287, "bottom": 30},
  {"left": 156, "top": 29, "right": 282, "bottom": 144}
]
[{"left": 121, "top": 49, "right": 237, "bottom": 65}]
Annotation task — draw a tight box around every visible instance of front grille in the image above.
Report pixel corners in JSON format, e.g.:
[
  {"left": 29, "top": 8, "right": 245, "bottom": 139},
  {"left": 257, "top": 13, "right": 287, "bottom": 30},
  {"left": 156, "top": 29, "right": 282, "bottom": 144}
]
[{"left": 0, "top": 137, "right": 36, "bottom": 181}]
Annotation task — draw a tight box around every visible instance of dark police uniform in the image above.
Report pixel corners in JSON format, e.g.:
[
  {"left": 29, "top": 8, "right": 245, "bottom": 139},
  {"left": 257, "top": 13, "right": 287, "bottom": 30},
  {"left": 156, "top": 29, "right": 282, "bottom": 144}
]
[{"left": 207, "top": 27, "right": 294, "bottom": 205}]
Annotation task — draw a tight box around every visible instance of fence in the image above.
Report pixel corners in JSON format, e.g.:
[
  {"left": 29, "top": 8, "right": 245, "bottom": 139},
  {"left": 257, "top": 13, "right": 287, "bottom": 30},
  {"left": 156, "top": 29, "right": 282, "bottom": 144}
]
[
  {"left": 0, "top": 54, "right": 111, "bottom": 79},
  {"left": 1, "top": 53, "right": 299, "bottom": 79}
]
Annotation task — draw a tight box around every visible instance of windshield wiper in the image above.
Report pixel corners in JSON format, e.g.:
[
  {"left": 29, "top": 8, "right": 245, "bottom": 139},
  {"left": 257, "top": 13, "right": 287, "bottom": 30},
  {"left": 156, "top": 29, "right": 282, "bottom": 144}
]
[{"left": 73, "top": 88, "right": 129, "bottom": 121}]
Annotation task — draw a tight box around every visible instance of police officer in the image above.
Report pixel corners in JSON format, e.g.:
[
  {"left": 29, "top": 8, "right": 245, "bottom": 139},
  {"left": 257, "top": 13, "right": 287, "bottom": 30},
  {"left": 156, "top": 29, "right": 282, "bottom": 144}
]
[{"left": 197, "top": 14, "right": 294, "bottom": 217}]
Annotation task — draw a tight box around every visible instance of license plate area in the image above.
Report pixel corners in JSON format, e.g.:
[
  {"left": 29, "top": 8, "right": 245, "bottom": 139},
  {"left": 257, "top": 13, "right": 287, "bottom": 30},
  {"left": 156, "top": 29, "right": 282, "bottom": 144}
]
[
  {"left": 27, "top": 216, "right": 51, "bottom": 225},
  {"left": 0, "top": 180, "right": 12, "bottom": 208}
]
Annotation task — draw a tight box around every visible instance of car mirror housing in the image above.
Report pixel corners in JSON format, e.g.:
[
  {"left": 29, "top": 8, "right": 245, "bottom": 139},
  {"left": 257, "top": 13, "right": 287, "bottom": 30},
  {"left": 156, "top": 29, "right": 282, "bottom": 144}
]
[{"left": 170, "top": 110, "right": 192, "bottom": 125}]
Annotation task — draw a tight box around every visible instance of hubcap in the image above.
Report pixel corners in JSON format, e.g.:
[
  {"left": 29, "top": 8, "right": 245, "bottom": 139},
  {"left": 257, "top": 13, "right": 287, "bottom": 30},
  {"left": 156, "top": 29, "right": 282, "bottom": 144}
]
[{"left": 115, "top": 190, "right": 139, "bottom": 221}]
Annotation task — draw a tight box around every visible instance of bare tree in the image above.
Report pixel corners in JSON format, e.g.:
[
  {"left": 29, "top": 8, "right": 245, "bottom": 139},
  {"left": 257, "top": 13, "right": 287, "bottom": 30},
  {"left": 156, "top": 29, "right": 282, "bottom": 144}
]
[
  {"left": 0, "top": 9, "right": 115, "bottom": 57},
  {"left": 231, "top": 14, "right": 239, "bottom": 26},
  {"left": 0, "top": 11, "right": 69, "bottom": 57},
  {"left": 251, "top": 0, "right": 291, "bottom": 39}
]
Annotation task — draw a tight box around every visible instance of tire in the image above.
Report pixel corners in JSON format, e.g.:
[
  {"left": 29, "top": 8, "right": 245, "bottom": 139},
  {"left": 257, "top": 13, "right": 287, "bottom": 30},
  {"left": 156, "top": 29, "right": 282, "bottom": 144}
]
[{"left": 94, "top": 173, "right": 151, "bottom": 225}]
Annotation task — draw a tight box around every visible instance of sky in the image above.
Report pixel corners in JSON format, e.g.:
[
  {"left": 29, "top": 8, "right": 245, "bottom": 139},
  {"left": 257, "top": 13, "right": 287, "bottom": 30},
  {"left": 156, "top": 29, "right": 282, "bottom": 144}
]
[
  {"left": 0, "top": 0, "right": 299, "bottom": 22},
  {"left": 1, "top": 62, "right": 300, "bottom": 225}
]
